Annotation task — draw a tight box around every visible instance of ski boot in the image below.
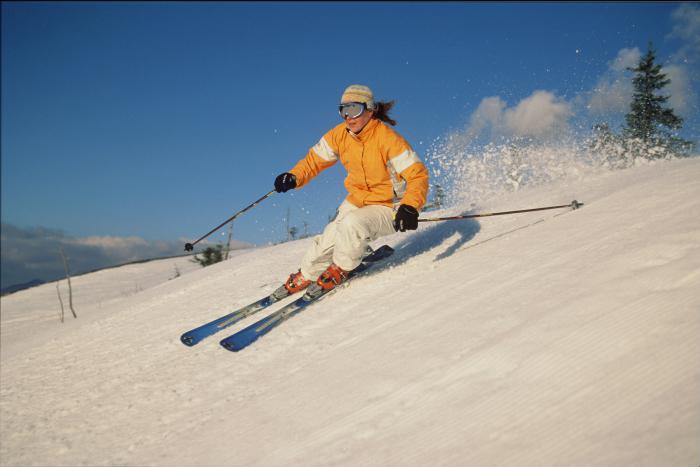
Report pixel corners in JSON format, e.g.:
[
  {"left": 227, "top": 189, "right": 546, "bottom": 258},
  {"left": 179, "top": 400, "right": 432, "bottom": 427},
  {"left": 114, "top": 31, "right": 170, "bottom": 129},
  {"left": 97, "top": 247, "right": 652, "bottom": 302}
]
[
  {"left": 316, "top": 263, "right": 350, "bottom": 291},
  {"left": 271, "top": 270, "right": 312, "bottom": 300}
]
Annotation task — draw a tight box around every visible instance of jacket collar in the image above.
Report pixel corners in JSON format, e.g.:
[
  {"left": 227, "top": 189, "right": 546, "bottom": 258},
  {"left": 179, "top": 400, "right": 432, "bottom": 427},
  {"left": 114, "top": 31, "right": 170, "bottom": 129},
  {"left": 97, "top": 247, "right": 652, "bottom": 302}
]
[{"left": 347, "top": 118, "right": 380, "bottom": 142}]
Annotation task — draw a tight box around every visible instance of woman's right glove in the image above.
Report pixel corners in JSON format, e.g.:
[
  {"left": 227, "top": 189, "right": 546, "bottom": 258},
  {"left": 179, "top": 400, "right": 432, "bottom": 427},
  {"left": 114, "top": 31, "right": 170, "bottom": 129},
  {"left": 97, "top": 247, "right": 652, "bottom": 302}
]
[
  {"left": 394, "top": 204, "right": 419, "bottom": 232},
  {"left": 274, "top": 172, "right": 297, "bottom": 193}
]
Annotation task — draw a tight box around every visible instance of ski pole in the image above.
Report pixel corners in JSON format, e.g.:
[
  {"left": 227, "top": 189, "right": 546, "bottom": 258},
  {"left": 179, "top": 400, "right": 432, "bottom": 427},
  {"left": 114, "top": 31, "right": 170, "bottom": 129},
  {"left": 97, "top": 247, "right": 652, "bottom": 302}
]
[
  {"left": 184, "top": 190, "right": 276, "bottom": 252},
  {"left": 417, "top": 200, "right": 583, "bottom": 223}
]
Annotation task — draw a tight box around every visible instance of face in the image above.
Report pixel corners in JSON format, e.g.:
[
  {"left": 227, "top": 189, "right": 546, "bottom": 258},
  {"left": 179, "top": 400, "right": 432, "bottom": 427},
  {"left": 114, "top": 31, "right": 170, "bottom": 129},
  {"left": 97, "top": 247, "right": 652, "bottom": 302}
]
[{"left": 341, "top": 105, "right": 374, "bottom": 133}]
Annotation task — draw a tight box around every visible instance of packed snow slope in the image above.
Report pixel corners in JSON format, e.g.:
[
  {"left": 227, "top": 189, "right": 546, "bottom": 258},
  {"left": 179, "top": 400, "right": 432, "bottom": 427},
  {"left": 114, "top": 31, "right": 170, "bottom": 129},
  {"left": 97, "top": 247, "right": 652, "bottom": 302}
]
[{"left": 2, "top": 158, "right": 699, "bottom": 467}]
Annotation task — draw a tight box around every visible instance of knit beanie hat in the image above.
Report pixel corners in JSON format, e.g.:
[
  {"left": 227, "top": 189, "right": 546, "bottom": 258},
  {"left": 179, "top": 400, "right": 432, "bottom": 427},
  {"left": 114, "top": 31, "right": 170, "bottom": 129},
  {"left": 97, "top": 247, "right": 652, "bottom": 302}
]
[{"left": 341, "top": 84, "right": 375, "bottom": 109}]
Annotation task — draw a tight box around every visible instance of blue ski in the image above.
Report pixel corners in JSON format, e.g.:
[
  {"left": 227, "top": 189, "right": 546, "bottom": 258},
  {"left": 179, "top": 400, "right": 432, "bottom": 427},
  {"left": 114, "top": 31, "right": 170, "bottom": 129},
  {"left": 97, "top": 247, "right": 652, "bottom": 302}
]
[
  {"left": 219, "top": 245, "right": 394, "bottom": 352},
  {"left": 180, "top": 291, "right": 292, "bottom": 346}
]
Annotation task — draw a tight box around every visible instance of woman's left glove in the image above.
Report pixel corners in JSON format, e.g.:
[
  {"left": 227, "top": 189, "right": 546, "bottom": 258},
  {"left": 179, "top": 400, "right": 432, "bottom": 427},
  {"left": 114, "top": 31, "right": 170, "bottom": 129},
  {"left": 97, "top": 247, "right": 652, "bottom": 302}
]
[{"left": 394, "top": 204, "right": 419, "bottom": 232}]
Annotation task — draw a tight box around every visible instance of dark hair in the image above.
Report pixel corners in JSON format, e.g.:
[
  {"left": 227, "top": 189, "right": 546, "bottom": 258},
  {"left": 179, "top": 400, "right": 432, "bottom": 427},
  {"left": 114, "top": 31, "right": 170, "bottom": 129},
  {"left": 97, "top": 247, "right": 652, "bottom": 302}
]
[{"left": 372, "top": 100, "right": 397, "bottom": 126}]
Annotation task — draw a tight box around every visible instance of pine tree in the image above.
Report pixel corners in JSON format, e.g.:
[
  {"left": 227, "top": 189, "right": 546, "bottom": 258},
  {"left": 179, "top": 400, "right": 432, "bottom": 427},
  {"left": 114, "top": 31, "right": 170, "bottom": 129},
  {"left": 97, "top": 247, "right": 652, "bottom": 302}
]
[
  {"left": 192, "top": 245, "right": 224, "bottom": 267},
  {"left": 623, "top": 42, "right": 693, "bottom": 157},
  {"left": 288, "top": 226, "right": 298, "bottom": 240},
  {"left": 433, "top": 184, "right": 445, "bottom": 209}
]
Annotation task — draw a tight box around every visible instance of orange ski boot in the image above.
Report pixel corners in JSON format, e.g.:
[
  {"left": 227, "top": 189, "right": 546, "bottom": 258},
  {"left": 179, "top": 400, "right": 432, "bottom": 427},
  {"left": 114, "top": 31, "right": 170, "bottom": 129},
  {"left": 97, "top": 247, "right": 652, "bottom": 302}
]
[
  {"left": 316, "top": 263, "right": 350, "bottom": 291},
  {"left": 284, "top": 270, "right": 312, "bottom": 294}
]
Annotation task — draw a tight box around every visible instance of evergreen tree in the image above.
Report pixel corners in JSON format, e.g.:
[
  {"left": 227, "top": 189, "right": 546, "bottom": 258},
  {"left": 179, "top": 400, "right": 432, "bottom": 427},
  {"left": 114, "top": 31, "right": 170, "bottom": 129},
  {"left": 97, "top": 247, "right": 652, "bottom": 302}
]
[
  {"left": 288, "top": 226, "right": 298, "bottom": 240},
  {"left": 623, "top": 42, "right": 693, "bottom": 157},
  {"left": 433, "top": 184, "right": 446, "bottom": 209},
  {"left": 192, "top": 245, "right": 224, "bottom": 267}
]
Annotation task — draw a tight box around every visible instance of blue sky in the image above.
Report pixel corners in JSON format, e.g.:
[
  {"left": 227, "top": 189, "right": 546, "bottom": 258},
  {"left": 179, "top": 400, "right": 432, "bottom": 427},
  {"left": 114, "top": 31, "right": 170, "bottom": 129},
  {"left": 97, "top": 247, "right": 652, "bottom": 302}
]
[{"left": 2, "top": 2, "right": 699, "bottom": 287}]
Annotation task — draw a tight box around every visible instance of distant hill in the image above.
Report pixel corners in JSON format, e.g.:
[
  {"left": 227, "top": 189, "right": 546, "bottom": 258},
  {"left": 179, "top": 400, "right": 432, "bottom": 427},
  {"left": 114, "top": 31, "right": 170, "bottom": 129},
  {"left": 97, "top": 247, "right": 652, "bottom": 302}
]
[
  {"left": 0, "top": 245, "right": 250, "bottom": 297},
  {"left": 1, "top": 279, "right": 45, "bottom": 296}
]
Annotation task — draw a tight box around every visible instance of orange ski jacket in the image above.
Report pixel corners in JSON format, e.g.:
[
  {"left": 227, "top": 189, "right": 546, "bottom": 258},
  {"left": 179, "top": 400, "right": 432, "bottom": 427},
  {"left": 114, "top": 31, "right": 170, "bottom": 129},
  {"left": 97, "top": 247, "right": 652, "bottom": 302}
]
[{"left": 289, "top": 119, "right": 429, "bottom": 210}]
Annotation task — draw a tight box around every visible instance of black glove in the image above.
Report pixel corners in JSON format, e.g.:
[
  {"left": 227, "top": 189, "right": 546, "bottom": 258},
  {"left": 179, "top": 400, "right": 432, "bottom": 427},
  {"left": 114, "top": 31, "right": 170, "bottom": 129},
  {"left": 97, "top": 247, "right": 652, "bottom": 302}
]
[
  {"left": 394, "top": 204, "right": 419, "bottom": 232},
  {"left": 274, "top": 172, "right": 297, "bottom": 193}
]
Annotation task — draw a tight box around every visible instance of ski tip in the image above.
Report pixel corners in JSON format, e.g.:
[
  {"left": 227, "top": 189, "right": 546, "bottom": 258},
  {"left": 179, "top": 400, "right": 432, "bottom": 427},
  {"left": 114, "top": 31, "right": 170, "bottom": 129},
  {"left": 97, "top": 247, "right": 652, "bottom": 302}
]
[
  {"left": 180, "top": 334, "right": 197, "bottom": 347},
  {"left": 220, "top": 339, "right": 243, "bottom": 352}
]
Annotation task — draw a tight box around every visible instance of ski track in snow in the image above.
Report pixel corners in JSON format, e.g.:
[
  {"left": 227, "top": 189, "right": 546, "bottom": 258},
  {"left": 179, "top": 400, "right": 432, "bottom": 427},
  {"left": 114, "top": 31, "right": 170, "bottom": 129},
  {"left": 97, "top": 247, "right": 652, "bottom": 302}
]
[{"left": 1, "top": 158, "right": 699, "bottom": 467}]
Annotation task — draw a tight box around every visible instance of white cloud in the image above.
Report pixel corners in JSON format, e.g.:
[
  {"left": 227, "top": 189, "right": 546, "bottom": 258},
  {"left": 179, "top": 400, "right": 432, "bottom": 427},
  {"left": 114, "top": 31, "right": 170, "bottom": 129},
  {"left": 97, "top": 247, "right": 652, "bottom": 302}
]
[
  {"left": 665, "top": 4, "right": 699, "bottom": 119},
  {"left": 668, "top": 3, "right": 700, "bottom": 65},
  {"left": 663, "top": 64, "right": 695, "bottom": 117},
  {"left": 504, "top": 91, "right": 573, "bottom": 138},
  {"left": 464, "top": 91, "right": 572, "bottom": 141},
  {"left": 610, "top": 47, "right": 643, "bottom": 72},
  {"left": 587, "top": 47, "right": 640, "bottom": 116},
  {"left": 71, "top": 236, "right": 152, "bottom": 263},
  {"left": 464, "top": 96, "right": 507, "bottom": 140}
]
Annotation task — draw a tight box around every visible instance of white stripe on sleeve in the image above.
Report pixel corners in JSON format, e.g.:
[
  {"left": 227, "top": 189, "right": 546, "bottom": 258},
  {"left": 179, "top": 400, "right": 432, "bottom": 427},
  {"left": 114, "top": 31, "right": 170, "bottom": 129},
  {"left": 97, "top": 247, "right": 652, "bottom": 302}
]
[
  {"left": 312, "top": 137, "right": 338, "bottom": 162},
  {"left": 389, "top": 149, "right": 421, "bottom": 174}
]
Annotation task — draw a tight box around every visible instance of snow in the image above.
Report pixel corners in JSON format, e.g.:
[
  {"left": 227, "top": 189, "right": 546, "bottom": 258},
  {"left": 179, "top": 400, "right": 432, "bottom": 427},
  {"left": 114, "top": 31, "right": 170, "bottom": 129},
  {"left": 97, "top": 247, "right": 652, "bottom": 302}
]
[{"left": 2, "top": 158, "right": 699, "bottom": 467}]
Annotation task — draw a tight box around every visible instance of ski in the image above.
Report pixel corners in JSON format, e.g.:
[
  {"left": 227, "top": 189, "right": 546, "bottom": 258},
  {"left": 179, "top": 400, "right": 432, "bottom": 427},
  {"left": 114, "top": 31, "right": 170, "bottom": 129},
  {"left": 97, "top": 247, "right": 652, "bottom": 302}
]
[
  {"left": 180, "top": 245, "right": 393, "bottom": 347},
  {"left": 219, "top": 245, "right": 394, "bottom": 352},
  {"left": 180, "top": 288, "right": 293, "bottom": 346}
]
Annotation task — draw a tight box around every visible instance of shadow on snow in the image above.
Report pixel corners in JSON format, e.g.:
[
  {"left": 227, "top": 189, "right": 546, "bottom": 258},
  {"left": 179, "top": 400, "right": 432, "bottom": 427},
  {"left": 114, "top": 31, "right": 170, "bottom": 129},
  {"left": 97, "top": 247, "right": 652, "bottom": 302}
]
[{"left": 371, "top": 212, "right": 481, "bottom": 274}]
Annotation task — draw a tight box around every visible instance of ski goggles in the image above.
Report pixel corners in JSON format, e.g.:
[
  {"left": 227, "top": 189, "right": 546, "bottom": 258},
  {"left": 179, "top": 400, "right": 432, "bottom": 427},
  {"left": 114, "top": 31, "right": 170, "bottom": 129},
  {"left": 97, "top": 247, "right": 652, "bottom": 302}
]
[{"left": 338, "top": 102, "right": 370, "bottom": 119}]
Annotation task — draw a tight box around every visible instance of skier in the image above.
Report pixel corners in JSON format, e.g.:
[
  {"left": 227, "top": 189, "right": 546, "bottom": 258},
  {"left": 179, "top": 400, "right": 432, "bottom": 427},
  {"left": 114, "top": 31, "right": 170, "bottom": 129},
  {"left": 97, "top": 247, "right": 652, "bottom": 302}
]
[{"left": 273, "top": 84, "right": 429, "bottom": 295}]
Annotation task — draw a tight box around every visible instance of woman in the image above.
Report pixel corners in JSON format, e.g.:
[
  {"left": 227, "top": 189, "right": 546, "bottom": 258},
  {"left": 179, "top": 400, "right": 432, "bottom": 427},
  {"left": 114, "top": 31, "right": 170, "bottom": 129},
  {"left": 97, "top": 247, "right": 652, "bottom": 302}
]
[{"left": 273, "top": 84, "right": 429, "bottom": 296}]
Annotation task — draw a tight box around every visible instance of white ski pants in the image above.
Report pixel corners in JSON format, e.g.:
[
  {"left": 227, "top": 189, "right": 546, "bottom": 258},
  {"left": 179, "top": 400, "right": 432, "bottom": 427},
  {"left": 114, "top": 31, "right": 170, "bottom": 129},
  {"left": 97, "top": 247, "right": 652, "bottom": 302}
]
[{"left": 300, "top": 200, "right": 396, "bottom": 280}]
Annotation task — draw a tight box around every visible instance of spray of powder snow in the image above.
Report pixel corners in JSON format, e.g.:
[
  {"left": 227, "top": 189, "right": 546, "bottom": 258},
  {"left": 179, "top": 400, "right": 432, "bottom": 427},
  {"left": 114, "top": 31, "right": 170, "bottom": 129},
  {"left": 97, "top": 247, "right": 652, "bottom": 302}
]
[
  {"left": 427, "top": 135, "right": 582, "bottom": 208},
  {"left": 424, "top": 130, "right": 689, "bottom": 209}
]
